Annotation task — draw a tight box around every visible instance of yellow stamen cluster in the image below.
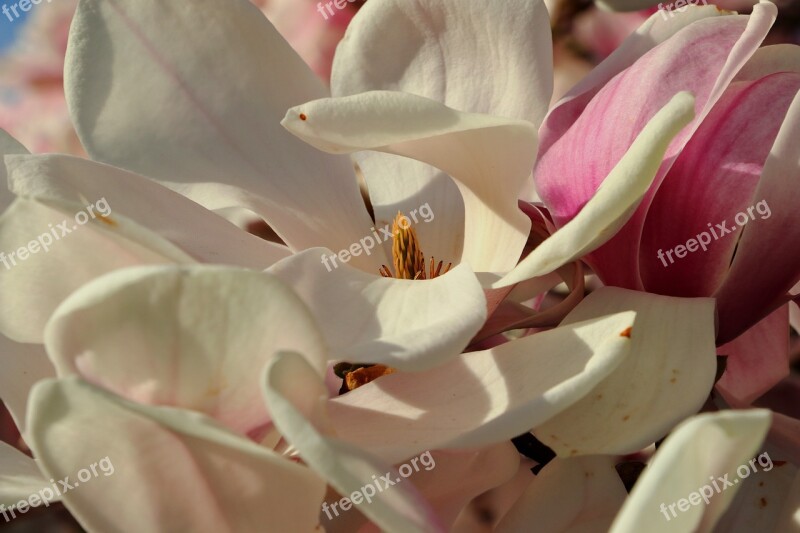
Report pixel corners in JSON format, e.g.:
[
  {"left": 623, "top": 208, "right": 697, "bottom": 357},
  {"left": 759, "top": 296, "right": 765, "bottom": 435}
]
[
  {"left": 379, "top": 212, "right": 452, "bottom": 280},
  {"left": 344, "top": 365, "right": 396, "bottom": 392}
]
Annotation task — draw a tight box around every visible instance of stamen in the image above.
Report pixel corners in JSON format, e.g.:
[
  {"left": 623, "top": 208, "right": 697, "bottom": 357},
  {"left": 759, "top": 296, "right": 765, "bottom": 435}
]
[
  {"left": 343, "top": 364, "right": 396, "bottom": 391},
  {"left": 376, "top": 211, "right": 453, "bottom": 280},
  {"left": 392, "top": 212, "right": 426, "bottom": 280}
]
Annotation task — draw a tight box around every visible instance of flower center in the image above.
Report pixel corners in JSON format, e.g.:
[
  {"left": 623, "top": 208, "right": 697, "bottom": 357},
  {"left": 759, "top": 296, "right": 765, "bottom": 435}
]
[
  {"left": 379, "top": 212, "right": 452, "bottom": 280},
  {"left": 337, "top": 212, "right": 453, "bottom": 394}
]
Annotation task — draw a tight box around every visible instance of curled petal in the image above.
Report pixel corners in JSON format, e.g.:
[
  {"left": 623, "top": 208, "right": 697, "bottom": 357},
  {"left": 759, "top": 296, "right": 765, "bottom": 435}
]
[
  {"left": 328, "top": 311, "right": 636, "bottom": 463},
  {"left": 268, "top": 249, "right": 486, "bottom": 371},
  {"left": 45, "top": 265, "right": 326, "bottom": 436},
  {"left": 263, "top": 352, "right": 445, "bottom": 533},
  {"left": 610, "top": 410, "right": 772, "bottom": 533},
  {"left": 282, "top": 91, "right": 535, "bottom": 273},
  {"left": 534, "top": 287, "right": 717, "bottom": 456},
  {"left": 27, "top": 377, "right": 326, "bottom": 532}
]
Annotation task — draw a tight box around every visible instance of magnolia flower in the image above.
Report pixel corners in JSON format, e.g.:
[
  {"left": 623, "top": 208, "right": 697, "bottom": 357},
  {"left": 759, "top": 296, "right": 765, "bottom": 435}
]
[
  {"left": 534, "top": 0, "right": 800, "bottom": 404},
  {"left": 0, "top": 0, "right": 795, "bottom": 530},
  {"left": 0, "top": 0, "right": 652, "bottom": 529}
]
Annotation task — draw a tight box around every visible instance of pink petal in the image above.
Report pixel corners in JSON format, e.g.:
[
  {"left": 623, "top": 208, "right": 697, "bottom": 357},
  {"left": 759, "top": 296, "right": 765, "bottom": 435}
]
[
  {"left": 535, "top": 4, "right": 776, "bottom": 289},
  {"left": 640, "top": 73, "right": 800, "bottom": 297},
  {"left": 716, "top": 305, "right": 790, "bottom": 405},
  {"left": 714, "top": 89, "right": 800, "bottom": 343}
]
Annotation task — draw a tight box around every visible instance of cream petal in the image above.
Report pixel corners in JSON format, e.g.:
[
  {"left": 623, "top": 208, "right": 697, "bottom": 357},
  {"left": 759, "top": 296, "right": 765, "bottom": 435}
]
[
  {"left": 0, "top": 129, "right": 28, "bottom": 211},
  {"left": 497, "top": 456, "right": 627, "bottom": 533},
  {"left": 27, "top": 376, "right": 326, "bottom": 532},
  {"left": 65, "top": 0, "right": 377, "bottom": 267},
  {"left": 6, "top": 154, "right": 290, "bottom": 269},
  {"left": 330, "top": 0, "right": 553, "bottom": 263},
  {"left": 263, "top": 352, "right": 444, "bottom": 533},
  {"left": 534, "top": 287, "right": 717, "bottom": 456},
  {"left": 609, "top": 410, "right": 772, "bottom": 533},
  {"left": 0, "top": 198, "right": 176, "bottom": 343},
  {"left": 407, "top": 445, "right": 520, "bottom": 530},
  {"left": 0, "top": 440, "right": 55, "bottom": 507},
  {"left": 282, "top": 91, "right": 536, "bottom": 273},
  {"left": 44, "top": 265, "right": 326, "bottom": 436},
  {"left": 327, "top": 311, "right": 635, "bottom": 464},
  {"left": 713, "top": 457, "right": 799, "bottom": 532},
  {"left": 0, "top": 335, "right": 54, "bottom": 433},
  {"left": 268, "top": 249, "right": 486, "bottom": 371}
]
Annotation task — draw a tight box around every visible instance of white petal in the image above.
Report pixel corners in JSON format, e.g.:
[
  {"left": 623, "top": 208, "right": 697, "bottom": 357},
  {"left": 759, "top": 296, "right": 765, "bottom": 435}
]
[
  {"left": 65, "top": 0, "right": 377, "bottom": 267},
  {"left": 735, "top": 44, "right": 800, "bottom": 82},
  {"left": 332, "top": 0, "right": 553, "bottom": 128},
  {"left": 714, "top": 458, "right": 799, "bottom": 532},
  {"left": 533, "top": 287, "right": 717, "bottom": 456},
  {"left": 268, "top": 248, "right": 486, "bottom": 371},
  {"left": 263, "top": 352, "right": 444, "bottom": 533},
  {"left": 0, "top": 129, "right": 28, "bottom": 211},
  {"left": 0, "top": 199, "right": 175, "bottom": 343},
  {"left": 6, "top": 154, "right": 289, "bottom": 269},
  {"left": 494, "top": 92, "right": 696, "bottom": 288},
  {"left": 282, "top": 91, "right": 536, "bottom": 273},
  {"left": 610, "top": 410, "right": 772, "bottom": 533},
  {"left": 328, "top": 311, "right": 636, "bottom": 464},
  {"left": 497, "top": 456, "right": 627, "bottom": 533},
  {"left": 0, "top": 440, "right": 55, "bottom": 507},
  {"left": 44, "top": 265, "right": 326, "bottom": 436},
  {"left": 409, "top": 445, "right": 521, "bottom": 529},
  {"left": 27, "top": 377, "right": 326, "bottom": 532},
  {"left": 0, "top": 335, "right": 54, "bottom": 433},
  {"left": 330, "top": 0, "right": 553, "bottom": 262}
]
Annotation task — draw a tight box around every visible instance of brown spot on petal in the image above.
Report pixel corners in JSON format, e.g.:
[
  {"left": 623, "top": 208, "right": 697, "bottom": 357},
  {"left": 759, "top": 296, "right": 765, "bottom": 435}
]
[
  {"left": 620, "top": 327, "right": 633, "bottom": 338},
  {"left": 97, "top": 215, "right": 117, "bottom": 226},
  {"left": 622, "top": 415, "right": 630, "bottom": 421},
  {"left": 670, "top": 377, "right": 677, "bottom": 384},
  {"left": 299, "top": 113, "right": 308, "bottom": 121},
  {"left": 758, "top": 497, "right": 768, "bottom": 508}
]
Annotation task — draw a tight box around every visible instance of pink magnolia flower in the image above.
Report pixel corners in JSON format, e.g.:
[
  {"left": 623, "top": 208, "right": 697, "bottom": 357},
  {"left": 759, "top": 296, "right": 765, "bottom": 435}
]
[{"left": 534, "top": 1, "right": 800, "bottom": 404}]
